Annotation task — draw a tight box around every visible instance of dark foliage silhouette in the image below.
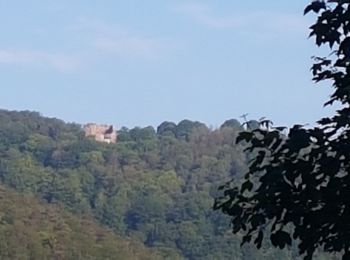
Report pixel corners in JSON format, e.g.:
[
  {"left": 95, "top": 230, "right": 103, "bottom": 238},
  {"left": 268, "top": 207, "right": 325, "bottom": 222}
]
[{"left": 215, "top": 1, "right": 350, "bottom": 259}]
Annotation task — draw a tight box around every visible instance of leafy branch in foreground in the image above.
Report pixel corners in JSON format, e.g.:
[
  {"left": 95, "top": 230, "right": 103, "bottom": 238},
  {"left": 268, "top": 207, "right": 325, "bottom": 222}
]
[{"left": 215, "top": 1, "right": 350, "bottom": 259}]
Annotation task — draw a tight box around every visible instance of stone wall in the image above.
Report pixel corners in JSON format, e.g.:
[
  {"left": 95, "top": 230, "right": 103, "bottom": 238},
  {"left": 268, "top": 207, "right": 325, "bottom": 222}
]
[{"left": 84, "top": 124, "right": 117, "bottom": 143}]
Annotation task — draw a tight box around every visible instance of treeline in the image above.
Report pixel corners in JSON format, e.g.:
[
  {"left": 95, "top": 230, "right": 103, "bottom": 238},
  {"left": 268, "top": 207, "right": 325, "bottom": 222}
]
[{"left": 0, "top": 110, "right": 338, "bottom": 259}]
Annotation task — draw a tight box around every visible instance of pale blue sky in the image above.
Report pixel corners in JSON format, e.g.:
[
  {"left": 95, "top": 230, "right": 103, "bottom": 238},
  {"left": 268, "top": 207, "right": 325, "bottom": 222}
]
[{"left": 0, "top": 1, "right": 335, "bottom": 128}]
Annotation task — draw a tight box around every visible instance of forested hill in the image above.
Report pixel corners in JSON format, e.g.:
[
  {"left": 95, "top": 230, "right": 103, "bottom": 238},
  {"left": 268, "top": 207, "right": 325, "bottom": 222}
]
[
  {"left": 0, "top": 185, "right": 161, "bottom": 259},
  {"left": 0, "top": 109, "right": 336, "bottom": 259}
]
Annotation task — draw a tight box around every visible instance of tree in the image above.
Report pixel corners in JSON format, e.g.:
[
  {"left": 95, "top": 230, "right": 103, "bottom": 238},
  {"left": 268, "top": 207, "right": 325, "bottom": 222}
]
[
  {"left": 175, "top": 120, "right": 207, "bottom": 141},
  {"left": 157, "top": 121, "right": 177, "bottom": 137},
  {"left": 215, "top": 1, "right": 350, "bottom": 259},
  {"left": 220, "top": 119, "right": 242, "bottom": 130}
]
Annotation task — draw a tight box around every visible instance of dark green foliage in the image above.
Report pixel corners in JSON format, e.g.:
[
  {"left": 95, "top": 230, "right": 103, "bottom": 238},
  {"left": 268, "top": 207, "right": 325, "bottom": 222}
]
[
  {"left": 175, "top": 120, "right": 207, "bottom": 141},
  {"left": 215, "top": 1, "right": 350, "bottom": 259},
  {"left": 0, "top": 185, "right": 161, "bottom": 260},
  {"left": 0, "top": 109, "right": 337, "bottom": 259},
  {"left": 157, "top": 121, "right": 177, "bottom": 137},
  {"left": 0, "top": 109, "right": 293, "bottom": 259},
  {"left": 221, "top": 119, "right": 242, "bottom": 130}
]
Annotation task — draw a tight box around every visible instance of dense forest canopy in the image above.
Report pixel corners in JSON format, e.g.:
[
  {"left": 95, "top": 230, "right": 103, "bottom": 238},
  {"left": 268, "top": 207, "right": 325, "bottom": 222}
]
[
  {"left": 0, "top": 109, "right": 338, "bottom": 259},
  {"left": 0, "top": 185, "right": 160, "bottom": 260}
]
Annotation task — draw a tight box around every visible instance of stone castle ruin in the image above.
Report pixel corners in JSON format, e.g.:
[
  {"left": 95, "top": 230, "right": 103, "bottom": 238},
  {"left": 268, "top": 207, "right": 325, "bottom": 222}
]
[{"left": 84, "top": 124, "right": 117, "bottom": 144}]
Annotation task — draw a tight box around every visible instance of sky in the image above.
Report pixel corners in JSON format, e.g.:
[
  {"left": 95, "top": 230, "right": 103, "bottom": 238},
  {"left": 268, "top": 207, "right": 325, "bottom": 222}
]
[{"left": 0, "top": 0, "right": 336, "bottom": 129}]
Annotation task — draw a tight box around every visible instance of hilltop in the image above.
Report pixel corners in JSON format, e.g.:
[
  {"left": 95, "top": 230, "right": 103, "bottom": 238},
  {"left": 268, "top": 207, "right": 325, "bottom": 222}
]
[{"left": 0, "top": 109, "right": 337, "bottom": 259}]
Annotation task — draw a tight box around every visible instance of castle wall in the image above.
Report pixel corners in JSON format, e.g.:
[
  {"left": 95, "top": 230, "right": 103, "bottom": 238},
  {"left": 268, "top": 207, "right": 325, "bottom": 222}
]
[{"left": 84, "top": 124, "right": 117, "bottom": 143}]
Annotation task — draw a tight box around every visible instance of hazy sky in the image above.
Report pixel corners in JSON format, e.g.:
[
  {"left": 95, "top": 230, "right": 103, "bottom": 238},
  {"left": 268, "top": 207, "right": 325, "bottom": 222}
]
[{"left": 0, "top": 0, "right": 335, "bottom": 128}]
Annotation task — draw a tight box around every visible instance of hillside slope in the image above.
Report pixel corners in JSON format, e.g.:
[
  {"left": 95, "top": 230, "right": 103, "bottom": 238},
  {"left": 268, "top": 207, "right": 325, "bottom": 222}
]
[
  {"left": 0, "top": 185, "right": 162, "bottom": 260},
  {"left": 0, "top": 109, "right": 339, "bottom": 259}
]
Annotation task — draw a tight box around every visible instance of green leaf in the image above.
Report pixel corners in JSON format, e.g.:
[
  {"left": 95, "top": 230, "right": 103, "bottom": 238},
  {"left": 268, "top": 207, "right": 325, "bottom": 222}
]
[
  {"left": 241, "top": 180, "right": 253, "bottom": 193},
  {"left": 255, "top": 230, "right": 264, "bottom": 249},
  {"left": 271, "top": 230, "right": 292, "bottom": 249},
  {"left": 304, "top": 1, "right": 326, "bottom": 15},
  {"left": 236, "top": 132, "right": 253, "bottom": 144}
]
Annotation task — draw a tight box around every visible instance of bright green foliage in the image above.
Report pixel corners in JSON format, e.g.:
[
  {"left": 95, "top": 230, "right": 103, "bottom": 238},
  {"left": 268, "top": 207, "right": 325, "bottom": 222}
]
[{"left": 0, "top": 110, "right": 336, "bottom": 259}]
